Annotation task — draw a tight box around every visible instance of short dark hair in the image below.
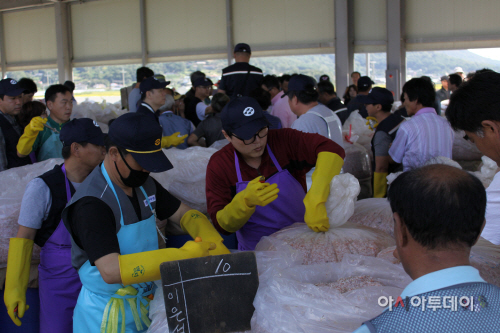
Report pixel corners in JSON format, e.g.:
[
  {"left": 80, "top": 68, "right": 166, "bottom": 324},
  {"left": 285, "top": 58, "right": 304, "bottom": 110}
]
[
  {"left": 448, "top": 73, "right": 462, "bottom": 87},
  {"left": 317, "top": 80, "right": 335, "bottom": 95},
  {"left": 388, "top": 164, "right": 486, "bottom": 249},
  {"left": 211, "top": 92, "right": 230, "bottom": 113},
  {"left": 18, "top": 100, "right": 46, "bottom": 128},
  {"left": 351, "top": 71, "right": 361, "bottom": 77},
  {"left": 61, "top": 141, "right": 88, "bottom": 159},
  {"left": 446, "top": 71, "right": 500, "bottom": 133},
  {"left": 63, "top": 80, "right": 75, "bottom": 92},
  {"left": 261, "top": 75, "right": 280, "bottom": 90},
  {"left": 136, "top": 67, "right": 154, "bottom": 83},
  {"left": 279, "top": 74, "right": 291, "bottom": 84},
  {"left": 45, "top": 84, "right": 71, "bottom": 104},
  {"left": 249, "top": 87, "right": 272, "bottom": 111},
  {"left": 190, "top": 71, "right": 206, "bottom": 85},
  {"left": 402, "top": 77, "right": 435, "bottom": 107},
  {"left": 18, "top": 78, "right": 37, "bottom": 94},
  {"left": 287, "top": 86, "right": 319, "bottom": 105},
  {"left": 380, "top": 104, "right": 392, "bottom": 112}
]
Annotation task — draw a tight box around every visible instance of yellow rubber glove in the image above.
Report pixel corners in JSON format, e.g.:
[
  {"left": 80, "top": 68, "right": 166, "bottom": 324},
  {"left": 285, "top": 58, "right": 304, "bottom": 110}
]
[
  {"left": 118, "top": 241, "right": 215, "bottom": 285},
  {"left": 304, "top": 152, "right": 344, "bottom": 232},
  {"left": 373, "top": 172, "right": 388, "bottom": 198},
  {"left": 161, "top": 132, "right": 188, "bottom": 148},
  {"left": 180, "top": 209, "right": 231, "bottom": 255},
  {"left": 366, "top": 116, "right": 379, "bottom": 131},
  {"left": 17, "top": 117, "right": 47, "bottom": 155},
  {"left": 4, "top": 238, "right": 33, "bottom": 326},
  {"left": 216, "top": 177, "right": 279, "bottom": 233}
]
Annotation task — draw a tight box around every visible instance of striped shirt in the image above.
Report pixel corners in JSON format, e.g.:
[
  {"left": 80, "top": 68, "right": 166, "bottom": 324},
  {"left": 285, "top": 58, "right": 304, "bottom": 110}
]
[
  {"left": 218, "top": 62, "right": 263, "bottom": 97},
  {"left": 389, "top": 107, "right": 454, "bottom": 171}
]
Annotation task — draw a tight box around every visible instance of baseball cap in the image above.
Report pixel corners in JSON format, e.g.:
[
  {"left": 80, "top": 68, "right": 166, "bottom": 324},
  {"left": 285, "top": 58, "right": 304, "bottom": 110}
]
[
  {"left": 319, "top": 74, "right": 330, "bottom": 82},
  {"left": 0, "top": 78, "right": 26, "bottom": 96},
  {"left": 60, "top": 118, "right": 105, "bottom": 147},
  {"left": 153, "top": 74, "right": 168, "bottom": 83},
  {"left": 357, "top": 76, "right": 374, "bottom": 90},
  {"left": 140, "top": 76, "right": 170, "bottom": 94},
  {"left": 453, "top": 67, "right": 464, "bottom": 74},
  {"left": 221, "top": 96, "right": 270, "bottom": 140},
  {"left": 440, "top": 75, "right": 449, "bottom": 81},
  {"left": 234, "top": 43, "right": 251, "bottom": 53},
  {"left": 108, "top": 113, "right": 173, "bottom": 172},
  {"left": 356, "top": 87, "right": 394, "bottom": 106},
  {"left": 287, "top": 74, "right": 316, "bottom": 92},
  {"left": 193, "top": 78, "right": 212, "bottom": 88}
]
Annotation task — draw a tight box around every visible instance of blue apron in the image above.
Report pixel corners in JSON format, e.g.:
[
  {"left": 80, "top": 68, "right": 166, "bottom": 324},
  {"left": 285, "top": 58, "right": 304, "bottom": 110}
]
[
  {"left": 73, "top": 164, "right": 158, "bottom": 333},
  {"left": 37, "top": 131, "right": 63, "bottom": 161}
]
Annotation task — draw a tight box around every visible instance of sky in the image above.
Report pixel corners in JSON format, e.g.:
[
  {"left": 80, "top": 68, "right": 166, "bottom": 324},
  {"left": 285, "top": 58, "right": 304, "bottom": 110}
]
[{"left": 468, "top": 48, "right": 500, "bottom": 61}]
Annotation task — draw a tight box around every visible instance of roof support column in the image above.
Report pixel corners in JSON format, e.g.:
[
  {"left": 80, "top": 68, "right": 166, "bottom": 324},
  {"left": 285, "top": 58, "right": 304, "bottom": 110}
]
[
  {"left": 225, "top": 0, "right": 234, "bottom": 66},
  {"left": 335, "top": 0, "right": 354, "bottom": 99},
  {"left": 55, "top": 2, "right": 72, "bottom": 83},
  {"left": 140, "top": 0, "right": 148, "bottom": 66},
  {"left": 0, "top": 13, "right": 6, "bottom": 78},
  {"left": 386, "top": 0, "right": 406, "bottom": 101}
]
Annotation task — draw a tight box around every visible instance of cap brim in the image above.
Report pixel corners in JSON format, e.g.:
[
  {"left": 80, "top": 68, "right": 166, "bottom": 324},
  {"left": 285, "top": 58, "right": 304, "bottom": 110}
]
[
  {"left": 129, "top": 150, "right": 173, "bottom": 173},
  {"left": 232, "top": 117, "right": 271, "bottom": 140},
  {"left": 6, "top": 88, "right": 25, "bottom": 97}
]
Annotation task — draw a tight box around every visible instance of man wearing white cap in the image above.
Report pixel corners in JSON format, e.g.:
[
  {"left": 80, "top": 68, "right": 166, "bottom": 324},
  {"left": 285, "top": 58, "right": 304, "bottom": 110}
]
[{"left": 453, "top": 66, "right": 465, "bottom": 80}]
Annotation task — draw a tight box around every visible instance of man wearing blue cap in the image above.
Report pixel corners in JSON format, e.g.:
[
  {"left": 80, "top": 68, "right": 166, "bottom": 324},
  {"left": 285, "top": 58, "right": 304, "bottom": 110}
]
[
  {"left": 62, "top": 112, "right": 230, "bottom": 332},
  {"left": 184, "top": 77, "right": 214, "bottom": 127},
  {"left": 4, "top": 118, "right": 105, "bottom": 332},
  {"left": 357, "top": 87, "right": 405, "bottom": 197},
  {"left": 0, "top": 78, "right": 32, "bottom": 171},
  {"left": 137, "top": 76, "right": 188, "bottom": 149},
  {"left": 339, "top": 76, "right": 374, "bottom": 124},
  {"left": 206, "top": 96, "right": 345, "bottom": 251},
  {"left": 218, "top": 43, "right": 263, "bottom": 98}
]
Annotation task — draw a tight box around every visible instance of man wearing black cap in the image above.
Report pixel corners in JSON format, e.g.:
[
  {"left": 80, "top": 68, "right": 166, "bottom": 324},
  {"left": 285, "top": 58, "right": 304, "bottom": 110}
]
[
  {"left": 138, "top": 76, "right": 187, "bottom": 149},
  {"left": 357, "top": 87, "right": 405, "bottom": 198},
  {"left": 184, "top": 77, "right": 214, "bottom": 127},
  {"left": 206, "top": 96, "right": 345, "bottom": 251},
  {"left": 218, "top": 43, "right": 263, "bottom": 98},
  {"left": 0, "top": 78, "right": 32, "bottom": 171},
  {"left": 343, "top": 76, "right": 373, "bottom": 122},
  {"left": 62, "top": 113, "right": 229, "bottom": 332},
  {"left": 436, "top": 75, "right": 450, "bottom": 102},
  {"left": 4, "top": 118, "right": 105, "bottom": 332}
]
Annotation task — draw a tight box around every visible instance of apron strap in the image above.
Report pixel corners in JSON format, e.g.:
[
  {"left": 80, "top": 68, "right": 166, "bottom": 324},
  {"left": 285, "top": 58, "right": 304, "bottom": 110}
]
[
  {"left": 61, "top": 164, "right": 72, "bottom": 203},
  {"left": 101, "top": 163, "right": 125, "bottom": 227},
  {"left": 234, "top": 144, "right": 282, "bottom": 182}
]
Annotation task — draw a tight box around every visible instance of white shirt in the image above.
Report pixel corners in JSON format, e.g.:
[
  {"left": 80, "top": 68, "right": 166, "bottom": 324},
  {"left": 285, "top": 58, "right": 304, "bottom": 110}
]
[{"left": 483, "top": 171, "right": 500, "bottom": 245}]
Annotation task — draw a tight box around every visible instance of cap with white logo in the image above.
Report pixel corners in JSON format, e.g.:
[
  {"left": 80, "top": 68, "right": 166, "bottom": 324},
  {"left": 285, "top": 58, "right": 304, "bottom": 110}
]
[
  {"left": 59, "top": 118, "right": 105, "bottom": 148},
  {"left": 221, "top": 96, "right": 270, "bottom": 140},
  {"left": 0, "top": 78, "right": 26, "bottom": 96}
]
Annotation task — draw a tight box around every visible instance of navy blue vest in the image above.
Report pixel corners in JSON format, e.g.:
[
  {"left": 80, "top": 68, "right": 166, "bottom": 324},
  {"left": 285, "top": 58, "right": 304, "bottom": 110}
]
[
  {"left": 36, "top": 164, "right": 75, "bottom": 247},
  {"left": 0, "top": 113, "right": 31, "bottom": 169},
  {"left": 365, "top": 282, "right": 500, "bottom": 333},
  {"left": 371, "top": 113, "right": 404, "bottom": 174}
]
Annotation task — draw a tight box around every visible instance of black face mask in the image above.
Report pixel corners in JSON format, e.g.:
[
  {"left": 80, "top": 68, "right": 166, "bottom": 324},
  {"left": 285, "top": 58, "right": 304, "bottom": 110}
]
[{"left": 115, "top": 150, "right": 150, "bottom": 188}]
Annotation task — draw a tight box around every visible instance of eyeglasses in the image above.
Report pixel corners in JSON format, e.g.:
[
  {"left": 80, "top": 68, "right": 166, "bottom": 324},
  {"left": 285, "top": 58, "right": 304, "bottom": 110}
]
[{"left": 233, "top": 126, "right": 269, "bottom": 145}]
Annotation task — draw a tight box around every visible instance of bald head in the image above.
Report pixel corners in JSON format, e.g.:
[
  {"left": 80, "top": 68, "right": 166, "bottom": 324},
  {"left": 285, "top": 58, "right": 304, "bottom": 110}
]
[{"left": 388, "top": 164, "right": 486, "bottom": 250}]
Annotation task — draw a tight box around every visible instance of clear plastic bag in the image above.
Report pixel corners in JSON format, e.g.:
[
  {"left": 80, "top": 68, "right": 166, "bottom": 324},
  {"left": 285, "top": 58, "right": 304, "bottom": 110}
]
[
  {"left": 347, "top": 198, "right": 395, "bottom": 237},
  {"left": 255, "top": 222, "right": 395, "bottom": 265},
  {"left": 250, "top": 254, "right": 411, "bottom": 333},
  {"left": 376, "top": 246, "right": 400, "bottom": 264},
  {"left": 0, "top": 158, "right": 62, "bottom": 267},
  {"left": 470, "top": 238, "right": 500, "bottom": 287},
  {"left": 452, "top": 130, "right": 483, "bottom": 161},
  {"left": 71, "top": 100, "right": 126, "bottom": 129}
]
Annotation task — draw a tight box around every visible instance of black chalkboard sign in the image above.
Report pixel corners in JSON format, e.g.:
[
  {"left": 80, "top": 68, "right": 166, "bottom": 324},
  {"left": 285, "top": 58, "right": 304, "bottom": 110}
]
[{"left": 160, "top": 252, "right": 259, "bottom": 333}]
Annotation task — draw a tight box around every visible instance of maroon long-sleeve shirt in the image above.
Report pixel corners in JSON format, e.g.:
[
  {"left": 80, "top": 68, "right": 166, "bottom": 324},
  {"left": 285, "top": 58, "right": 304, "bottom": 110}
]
[{"left": 206, "top": 129, "right": 345, "bottom": 234}]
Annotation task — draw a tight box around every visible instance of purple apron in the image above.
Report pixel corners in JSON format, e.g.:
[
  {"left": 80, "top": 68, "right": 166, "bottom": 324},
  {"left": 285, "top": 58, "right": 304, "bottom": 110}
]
[
  {"left": 235, "top": 145, "right": 306, "bottom": 250},
  {"left": 38, "top": 164, "right": 82, "bottom": 333}
]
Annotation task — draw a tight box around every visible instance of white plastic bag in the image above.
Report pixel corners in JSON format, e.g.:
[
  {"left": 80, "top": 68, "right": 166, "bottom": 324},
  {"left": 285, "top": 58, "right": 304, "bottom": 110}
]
[
  {"left": 347, "top": 198, "right": 395, "bottom": 237},
  {"left": 325, "top": 174, "right": 360, "bottom": 228},
  {"left": 250, "top": 254, "right": 411, "bottom": 333},
  {"left": 0, "top": 158, "right": 62, "bottom": 267},
  {"left": 452, "top": 130, "right": 483, "bottom": 161},
  {"left": 470, "top": 238, "right": 500, "bottom": 287}
]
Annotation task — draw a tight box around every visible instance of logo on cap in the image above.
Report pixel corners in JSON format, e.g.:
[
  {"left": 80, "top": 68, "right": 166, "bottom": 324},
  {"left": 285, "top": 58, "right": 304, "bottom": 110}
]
[
  {"left": 243, "top": 107, "right": 255, "bottom": 116},
  {"left": 93, "top": 120, "right": 100, "bottom": 127},
  {"left": 155, "top": 139, "right": 161, "bottom": 146},
  {"left": 10, "top": 79, "right": 17, "bottom": 85}
]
